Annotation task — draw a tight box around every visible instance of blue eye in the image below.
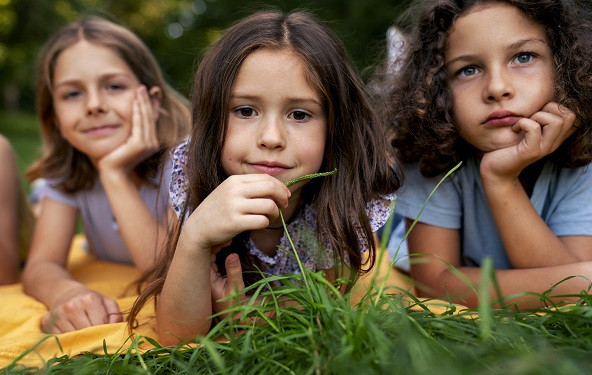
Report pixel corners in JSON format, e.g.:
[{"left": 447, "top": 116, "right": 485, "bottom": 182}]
[
  {"left": 107, "top": 83, "right": 125, "bottom": 91},
  {"left": 234, "top": 107, "right": 258, "bottom": 118},
  {"left": 63, "top": 90, "right": 82, "bottom": 100},
  {"left": 514, "top": 53, "right": 534, "bottom": 64},
  {"left": 458, "top": 66, "right": 480, "bottom": 77},
  {"left": 288, "top": 110, "right": 311, "bottom": 122}
]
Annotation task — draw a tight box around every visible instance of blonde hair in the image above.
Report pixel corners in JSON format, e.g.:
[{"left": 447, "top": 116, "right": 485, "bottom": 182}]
[{"left": 26, "top": 16, "right": 190, "bottom": 192}]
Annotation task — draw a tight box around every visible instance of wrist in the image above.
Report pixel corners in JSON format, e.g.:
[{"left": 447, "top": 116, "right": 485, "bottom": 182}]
[
  {"left": 98, "top": 167, "right": 133, "bottom": 187},
  {"left": 50, "top": 281, "right": 88, "bottom": 308},
  {"left": 178, "top": 225, "right": 212, "bottom": 257}
]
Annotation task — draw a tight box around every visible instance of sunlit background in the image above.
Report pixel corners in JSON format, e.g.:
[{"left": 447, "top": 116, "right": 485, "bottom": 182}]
[
  {"left": 0, "top": 0, "right": 410, "bottom": 179},
  {"left": 0, "top": 0, "right": 411, "bottom": 112}
]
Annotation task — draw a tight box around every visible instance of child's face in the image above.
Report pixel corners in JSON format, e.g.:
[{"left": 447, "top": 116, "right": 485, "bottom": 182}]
[
  {"left": 221, "top": 48, "right": 327, "bottom": 193},
  {"left": 52, "top": 40, "right": 144, "bottom": 163},
  {"left": 445, "top": 3, "right": 555, "bottom": 153}
]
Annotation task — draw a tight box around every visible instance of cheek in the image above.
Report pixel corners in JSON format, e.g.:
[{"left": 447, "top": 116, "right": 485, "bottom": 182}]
[
  {"left": 535, "top": 65, "right": 556, "bottom": 102},
  {"left": 306, "top": 139, "right": 326, "bottom": 170},
  {"left": 118, "top": 100, "right": 136, "bottom": 125},
  {"left": 220, "top": 137, "right": 238, "bottom": 174}
]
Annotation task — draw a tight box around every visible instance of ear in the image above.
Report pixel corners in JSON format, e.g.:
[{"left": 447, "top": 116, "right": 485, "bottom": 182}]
[{"left": 148, "top": 86, "right": 163, "bottom": 122}]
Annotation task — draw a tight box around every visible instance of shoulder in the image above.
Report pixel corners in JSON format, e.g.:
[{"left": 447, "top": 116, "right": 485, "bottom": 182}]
[
  {"left": 366, "top": 193, "right": 396, "bottom": 232},
  {"left": 36, "top": 178, "right": 80, "bottom": 207},
  {"left": 549, "top": 162, "right": 592, "bottom": 195},
  {"left": 0, "top": 134, "right": 11, "bottom": 153},
  {"left": 398, "top": 160, "right": 468, "bottom": 200}
]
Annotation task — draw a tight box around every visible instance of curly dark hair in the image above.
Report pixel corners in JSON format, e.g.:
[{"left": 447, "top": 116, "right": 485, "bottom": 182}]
[{"left": 382, "top": 0, "right": 592, "bottom": 177}]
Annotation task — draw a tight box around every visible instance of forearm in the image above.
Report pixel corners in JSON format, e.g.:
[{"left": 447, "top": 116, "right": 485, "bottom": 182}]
[
  {"left": 416, "top": 263, "right": 592, "bottom": 309},
  {"left": 0, "top": 248, "right": 19, "bottom": 284},
  {"left": 99, "top": 170, "right": 167, "bottom": 273},
  {"left": 0, "top": 150, "right": 20, "bottom": 283},
  {"left": 23, "top": 260, "right": 87, "bottom": 308},
  {"left": 156, "top": 231, "right": 213, "bottom": 345},
  {"left": 482, "top": 175, "right": 578, "bottom": 267}
]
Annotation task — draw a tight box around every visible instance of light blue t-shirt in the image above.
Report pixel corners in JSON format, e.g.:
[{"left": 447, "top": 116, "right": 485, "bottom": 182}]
[
  {"left": 38, "top": 159, "right": 172, "bottom": 264},
  {"left": 391, "top": 157, "right": 592, "bottom": 269}
]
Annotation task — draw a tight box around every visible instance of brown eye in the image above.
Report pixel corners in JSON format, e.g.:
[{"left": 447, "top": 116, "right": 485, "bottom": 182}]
[
  {"left": 289, "top": 110, "right": 311, "bottom": 122},
  {"left": 234, "top": 107, "right": 257, "bottom": 118}
]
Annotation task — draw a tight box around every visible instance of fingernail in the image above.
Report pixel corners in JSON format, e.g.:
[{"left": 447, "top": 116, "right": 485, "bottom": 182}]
[{"left": 229, "top": 258, "right": 239, "bottom": 266}]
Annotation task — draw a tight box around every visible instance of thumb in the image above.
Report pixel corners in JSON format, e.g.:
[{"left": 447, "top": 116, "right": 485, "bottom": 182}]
[{"left": 225, "top": 253, "right": 245, "bottom": 292}]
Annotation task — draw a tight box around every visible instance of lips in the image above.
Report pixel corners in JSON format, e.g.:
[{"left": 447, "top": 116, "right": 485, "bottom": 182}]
[
  {"left": 82, "top": 124, "right": 120, "bottom": 135},
  {"left": 249, "top": 161, "right": 290, "bottom": 175},
  {"left": 484, "top": 110, "right": 520, "bottom": 127}
]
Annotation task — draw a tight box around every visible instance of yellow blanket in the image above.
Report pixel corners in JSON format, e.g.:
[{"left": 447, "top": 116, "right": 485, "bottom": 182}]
[
  {"left": 0, "top": 236, "right": 157, "bottom": 368},
  {"left": 0, "top": 235, "right": 416, "bottom": 369}
]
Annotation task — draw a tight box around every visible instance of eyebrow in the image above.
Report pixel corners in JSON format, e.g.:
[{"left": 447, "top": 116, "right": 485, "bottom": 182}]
[
  {"left": 445, "top": 38, "right": 549, "bottom": 67},
  {"left": 230, "top": 93, "right": 322, "bottom": 107},
  {"left": 54, "top": 72, "right": 134, "bottom": 88}
]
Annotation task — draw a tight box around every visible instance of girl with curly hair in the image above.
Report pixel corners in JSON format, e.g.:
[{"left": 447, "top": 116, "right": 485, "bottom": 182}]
[{"left": 384, "top": 0, "right": 592, "bottom": 308}]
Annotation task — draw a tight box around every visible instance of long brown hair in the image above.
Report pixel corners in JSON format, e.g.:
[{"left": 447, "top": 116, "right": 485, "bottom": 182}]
[
  {"left": 129, "top": 10, "right": 401, "bottom": 326},
  {"left": 381, "top": 0, "right": 592, "bottom": 177},
  {"left": 26, "top": 16, "right": 190, "bottom": 191}
]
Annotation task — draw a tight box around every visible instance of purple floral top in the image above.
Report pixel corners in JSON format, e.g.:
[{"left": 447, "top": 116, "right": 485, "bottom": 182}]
[{"left": 170, "top": 140, "right": 395, "bottom": 275}]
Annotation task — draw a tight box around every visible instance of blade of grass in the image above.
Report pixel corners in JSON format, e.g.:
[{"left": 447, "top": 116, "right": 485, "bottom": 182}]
[{"left": 374, "top": 162, "right": 463, "bottom": 305}]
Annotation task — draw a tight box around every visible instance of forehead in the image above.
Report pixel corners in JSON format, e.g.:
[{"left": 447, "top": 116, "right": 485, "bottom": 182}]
[
  {"left": 446, "top": 3, "right": 548, "bottom": 57},
  {"left": 53, "top": 40, "right": 133, "bottom": 83},
  {"left": 233, "top": 47, "right": 322, "bottom": 97}
]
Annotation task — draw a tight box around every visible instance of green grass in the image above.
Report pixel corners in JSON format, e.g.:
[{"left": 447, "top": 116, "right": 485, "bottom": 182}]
[
  {"left": 3, "top": 271, "right": 592, "bottom": 374},
  {"left": 0, "top": 110, "right": 41, "bottom": 191},
  {"left": 2, "top": 114, "right": 591, "bottom": 374}
]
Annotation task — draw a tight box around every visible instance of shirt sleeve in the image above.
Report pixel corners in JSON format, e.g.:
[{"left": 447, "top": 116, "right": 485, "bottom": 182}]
[
  {"left": 36, "top": 178, "right": 78, "bottom": 208},
  {"left": 169, "top": 139, "right": 190, "bottom": 218},
  {"left": 546, "top": 164, "right": 592, "bottom": 236},
  {"left": 354, "top": 192, "right": 397, "bottom": 255},
  {"left": 394, "top": 163, "right": 463, "bottom": 229},
  {"left": 366, "top": 192, "right": 396, "bottom": 232}
]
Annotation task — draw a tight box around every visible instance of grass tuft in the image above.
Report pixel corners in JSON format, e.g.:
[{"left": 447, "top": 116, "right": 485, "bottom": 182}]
[{"left": 5, "top": 156, "right": 592, "bottom": 373}]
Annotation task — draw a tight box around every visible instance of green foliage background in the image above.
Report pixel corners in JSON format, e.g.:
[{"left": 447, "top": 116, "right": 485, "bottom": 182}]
[{"left": 0, "top": 0, "right": 412, "bottom": 112}]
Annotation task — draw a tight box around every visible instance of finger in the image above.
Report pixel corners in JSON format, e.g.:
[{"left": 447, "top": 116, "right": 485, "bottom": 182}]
[
  {"left": 211, "top": 254, "right": 219, "bottom": 274},
  {"left": 210, "top": 262, "right": 221, "bottom": 283},
  {"left": 540, "top": 102, "right": 573, "bottom": 119},
  {"left": 540, "top": 102, "right": 577, "bottom": 135},
  {"left": 44, "top": 309, "right": 76, "bottom": 333},
  {"left": 82, "top": 295, "right": 110, "bottom": 326},
  {"left": 511, "top": 117, "right": 542, "bottom": 154},
  {"left": 41, "top": 312, "right": 61, "bottom": 334},
  {"left": 131, "top": 97, "right": 143, "bottom": 141},
  {"left": 529, "top": 111, "right": 571, "bottom": 151},
  {"left": 138, "top": 86, "right": 156, "bottom": 142},
  {"left": 226, "top": 174, "right": 291, "bottom": 203},
  {"left": 103, "top": 298, "right": 123, "bottom": 324},
  {"left": 225, "top": 253, "right": 245, "bottom": 292},
  {"left": 54, "top": 318, "right": 77, "bottom": 334},
  {"left": 234, "top": 197, "right": 280, "bottom": 219},
  {"left": 62, "top": 299, "right": 94, "bottom": 330}
]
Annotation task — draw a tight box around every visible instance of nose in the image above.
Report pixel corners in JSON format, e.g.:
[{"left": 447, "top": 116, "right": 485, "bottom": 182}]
[
  {"left": 86, "top": 89, "right": 106, "bottom": 116},
  {"left": 257, "top": 115, "right": 285, "bottom": 150},
  {"left": 484, "top": 67, "right": 514, "bottom": 102}
]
